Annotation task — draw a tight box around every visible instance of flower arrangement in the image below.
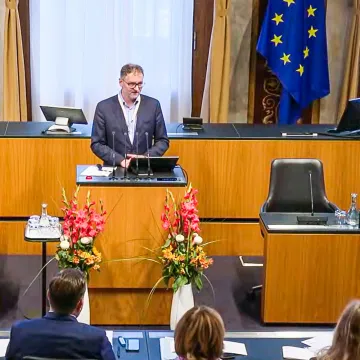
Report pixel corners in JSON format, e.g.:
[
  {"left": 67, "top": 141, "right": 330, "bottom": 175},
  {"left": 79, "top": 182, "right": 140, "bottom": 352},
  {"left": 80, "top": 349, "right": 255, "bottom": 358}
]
[
  {"left": 160, "top": 184, "right": 213, "bottom": 292},
  {"left": 55, "top": 186, "right": 106, "bottom": 277}
]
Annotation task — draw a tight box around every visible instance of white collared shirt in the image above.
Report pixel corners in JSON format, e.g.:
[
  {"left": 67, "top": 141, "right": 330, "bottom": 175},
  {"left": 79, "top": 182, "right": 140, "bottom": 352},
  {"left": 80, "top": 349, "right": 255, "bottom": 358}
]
[{"left": 118, "top": 91, "right": 141, "bottom": 144}]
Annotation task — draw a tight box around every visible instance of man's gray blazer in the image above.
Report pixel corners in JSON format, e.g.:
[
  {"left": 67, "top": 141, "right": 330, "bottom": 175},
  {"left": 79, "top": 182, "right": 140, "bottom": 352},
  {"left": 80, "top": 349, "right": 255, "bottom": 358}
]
[{"left": 91, "top": 94, "right": 169, "bottom": 165}]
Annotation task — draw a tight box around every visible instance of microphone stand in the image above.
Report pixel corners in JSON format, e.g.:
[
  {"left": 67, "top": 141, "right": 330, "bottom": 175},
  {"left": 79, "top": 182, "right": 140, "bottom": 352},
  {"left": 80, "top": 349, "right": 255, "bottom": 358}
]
[
  {"left": 296, "top": 170, "right": 328, "bottom": 225},
  {"left": 135, "top": 131, "right": 139, "bottom": 178},
  {"left": 122, "top": 132, "right": 128, "bottom": 180},
  {"left": 309, "top": 171, "right": 314, "bottom": 216},
  {"left": 145, "top": 132, "right": 151, "bottom": 178},
  {"left": 110, "top": 131, "right": 118, "bottom": 180}
]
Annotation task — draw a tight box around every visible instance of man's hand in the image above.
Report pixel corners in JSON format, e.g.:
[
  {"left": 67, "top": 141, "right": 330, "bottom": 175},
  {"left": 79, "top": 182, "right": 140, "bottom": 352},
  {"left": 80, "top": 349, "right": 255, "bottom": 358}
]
[{"left": 120, "top": 159, "right": 131, "bottom": 168}]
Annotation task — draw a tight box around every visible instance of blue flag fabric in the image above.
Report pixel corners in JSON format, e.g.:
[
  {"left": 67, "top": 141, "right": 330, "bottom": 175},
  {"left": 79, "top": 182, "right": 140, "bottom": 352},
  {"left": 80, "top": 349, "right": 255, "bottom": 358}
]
[{"left": 257, "top": 0, "right": 330, "bottom": 124}]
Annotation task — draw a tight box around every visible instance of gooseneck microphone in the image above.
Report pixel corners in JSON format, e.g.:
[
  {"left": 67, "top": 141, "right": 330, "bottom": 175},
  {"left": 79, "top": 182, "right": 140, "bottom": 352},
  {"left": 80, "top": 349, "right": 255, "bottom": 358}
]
[
  {"left": 309, "top": 171, "right": 314, "bottom": 216},
  {"left": 123, "top": 132, "right": 128, "bottom": 179},
  {"left": 296, "top": 170, "right": 328, "bottom": 225},
  {"left": 145, "top": 132, "right": 151, "bottom": 177},
  {"left": 110, "top": 131, "right": 117, "bottom": 180},
  {"left": 135, "top": 131, "right": 139, "bottom": 177}
]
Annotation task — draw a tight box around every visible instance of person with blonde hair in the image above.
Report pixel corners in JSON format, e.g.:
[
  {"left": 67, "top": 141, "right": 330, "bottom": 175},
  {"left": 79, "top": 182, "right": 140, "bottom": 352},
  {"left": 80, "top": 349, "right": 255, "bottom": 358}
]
[
  {"left": 174, "top": 305, "right": 225, "bottom": 360},
  {"left": 316, "top": 300, "right": 360, "bottom": 360}
]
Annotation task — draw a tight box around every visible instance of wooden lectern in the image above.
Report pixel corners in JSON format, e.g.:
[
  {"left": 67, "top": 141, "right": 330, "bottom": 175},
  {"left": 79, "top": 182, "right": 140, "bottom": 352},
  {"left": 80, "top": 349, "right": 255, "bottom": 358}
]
[{"left": 76, "top": 165, "right": 187, "bottom": 325}]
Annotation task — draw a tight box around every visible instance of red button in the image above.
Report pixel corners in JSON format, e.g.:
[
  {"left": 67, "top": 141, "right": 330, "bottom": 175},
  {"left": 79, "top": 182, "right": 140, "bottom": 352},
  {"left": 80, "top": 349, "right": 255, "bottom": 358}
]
[{"left": 86, "top": 176, "right": 93, "bottom": 180}]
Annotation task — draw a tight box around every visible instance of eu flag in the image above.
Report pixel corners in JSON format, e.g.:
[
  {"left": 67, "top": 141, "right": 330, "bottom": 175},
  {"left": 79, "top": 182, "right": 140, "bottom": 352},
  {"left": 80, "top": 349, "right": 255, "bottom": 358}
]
[{"left": 257, "top": 0, "right": 330, "bottom": 124}]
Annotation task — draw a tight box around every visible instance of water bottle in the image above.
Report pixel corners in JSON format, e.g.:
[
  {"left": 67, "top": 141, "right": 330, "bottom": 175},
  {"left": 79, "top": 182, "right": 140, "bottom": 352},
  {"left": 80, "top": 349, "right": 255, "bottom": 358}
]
[
  {"left": 346, "top": 193, "right": 359, "bottom": 226},
  {"left": 39, "top": 203, "right": 50, "bottom": 227}
]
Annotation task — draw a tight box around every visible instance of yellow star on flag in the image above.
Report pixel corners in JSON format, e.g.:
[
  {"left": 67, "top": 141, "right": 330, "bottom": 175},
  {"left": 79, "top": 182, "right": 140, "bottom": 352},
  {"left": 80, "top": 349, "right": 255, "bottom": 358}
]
[
  {"left": 307, "top": 5, "right": 317, "bottom": 17},
  {"left": 308, "top": 26, "right": 318, "bottom": 38},
  {"left": 283, "top": 0, "right": 295, "bottom": 7},
  {"left": 271, "top": 34, "right": 283, "bottom": 47},
  {"left": 272, "top": 13, "right": 284, "bottom": 26},
  {"left": 296, "top": 64, "right": 304, "bottom": 77},
  {"left": 303, "top": 46, "right": 309, "bottom": 58},
  {"left": 280, "top": 53, "right": 291, "bottom": 65}
]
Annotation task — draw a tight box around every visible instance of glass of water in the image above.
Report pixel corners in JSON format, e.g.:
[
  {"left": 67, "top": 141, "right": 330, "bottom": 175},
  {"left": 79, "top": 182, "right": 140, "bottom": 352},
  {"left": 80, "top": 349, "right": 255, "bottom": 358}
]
[{"left": 335, "top": 210, "right": 347, "bottom": 225}]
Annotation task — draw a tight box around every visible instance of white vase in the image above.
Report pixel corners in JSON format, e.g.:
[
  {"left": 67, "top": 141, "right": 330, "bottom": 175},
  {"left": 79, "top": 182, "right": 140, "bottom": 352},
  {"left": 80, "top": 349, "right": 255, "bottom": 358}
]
[
  {"left": 77, "top": 283, "right": 90, "bottom": 324},
  {"left": 170, "top": 283, "right": 194, "bottom": 330}
]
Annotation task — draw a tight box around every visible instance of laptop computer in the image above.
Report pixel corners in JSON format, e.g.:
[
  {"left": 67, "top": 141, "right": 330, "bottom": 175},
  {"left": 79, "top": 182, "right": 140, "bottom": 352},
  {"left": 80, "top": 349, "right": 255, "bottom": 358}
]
[
  {"left": 129, "top": 156, "right": 179, "bottom": 175},
  {"left": 326, "top": 98, "right": 360, "bottom": 136}
]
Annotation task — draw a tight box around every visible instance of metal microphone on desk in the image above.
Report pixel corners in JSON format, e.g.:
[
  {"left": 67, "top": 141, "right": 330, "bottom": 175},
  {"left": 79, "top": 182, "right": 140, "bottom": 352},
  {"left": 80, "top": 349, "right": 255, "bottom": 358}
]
[
  {"left": 145, "top": 131, "right": 151, "bottom": 177},
  {"left": 110, "top": 131, "right": 117, "bottom": 180},
  {"left": 123, "top": 132, "right": 128, "bottom": 180},
  {"left": 309, "top": 171, "right": 314, "bottom": 216},
  {"left": 296, "top": 170, "right": 328, "bottom": 225},
  {"left": 135, "top": 131, "right": 139, "bottom": 178}
]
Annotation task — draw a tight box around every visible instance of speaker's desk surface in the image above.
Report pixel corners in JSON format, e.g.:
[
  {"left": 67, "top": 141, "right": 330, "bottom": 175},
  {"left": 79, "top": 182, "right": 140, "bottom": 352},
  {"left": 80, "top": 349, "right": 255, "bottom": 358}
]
[
  {"left": 260, "top": 212, "right": 360, "bottom": 233},
  {"left": 259, "top": 213, "right": 360, "bottom": 324},
  {"left": 76, "top": 165, "right": 187, "bottom": 187},
  {"left": 0, "top": 121, "right": 354, "bottom": 140}
]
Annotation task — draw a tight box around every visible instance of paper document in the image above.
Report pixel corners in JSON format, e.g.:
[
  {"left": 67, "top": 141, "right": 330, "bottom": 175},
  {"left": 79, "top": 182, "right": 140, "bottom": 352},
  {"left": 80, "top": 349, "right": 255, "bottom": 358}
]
[
  {"left": 302, "top": 333, "right": 333, "bottom": 353},
  {"left": 80, "top": 166, "right": 115, "bottom": 177},
  {"left": 159, "top": 337, "right": 177, "bottom": 360},
  {"left": 159, "top": 337, "right": 247, "bottom": 359},
  {"left": 223, "top": 340, "right": 247, "bottom": 355},
  {"left": 282, "top": 346, "right": 314, "bottom": 360},
  {"left": 0, "top": 338, "right": 9, "bottom": 356},
  {"left": 106, "top": 330, "right": 113, "bottom": 345}
]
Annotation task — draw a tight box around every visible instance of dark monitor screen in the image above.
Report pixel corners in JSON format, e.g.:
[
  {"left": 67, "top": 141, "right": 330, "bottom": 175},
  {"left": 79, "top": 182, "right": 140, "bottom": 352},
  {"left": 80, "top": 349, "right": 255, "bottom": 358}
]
[
  {"left": 40, "top": 106, "right": 87, "bottom": 125},
  {"left": 336, "top": 98, "right": 360, "bottom": 133}
]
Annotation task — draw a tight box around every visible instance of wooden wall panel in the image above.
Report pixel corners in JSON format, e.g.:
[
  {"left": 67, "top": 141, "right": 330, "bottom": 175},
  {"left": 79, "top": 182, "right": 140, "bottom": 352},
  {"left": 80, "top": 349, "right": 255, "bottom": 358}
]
[
  {"left": 0, "top": 222, "right": 39, "bottom": 255},
  {"left": 201, "top": 223, "right": 263, "bottom": 256},
  {"left": 1, "top": 137, "right": 359, "bottom": 218},
  {"left": 262, "top": 231, "right": 360, "bottom": 323},
  {"left": 89, "top": 289, "right": 172, "bottom": 325},
  {"left": 168, "top": 139, "right": 360, "bottom": 217},
  {"left": 0, "top": 138, "right": 98, "bottom": 216}
]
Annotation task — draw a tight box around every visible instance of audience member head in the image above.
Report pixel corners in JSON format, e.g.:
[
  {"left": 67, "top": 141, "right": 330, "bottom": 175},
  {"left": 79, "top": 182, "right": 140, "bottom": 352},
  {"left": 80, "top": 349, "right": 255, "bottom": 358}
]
[
  {"left": 47, "top": 269, "right": 86, "bottom": 317},
  {"left": 318, "top": 300, "right": 360, "bottom": 360},
  {"left": 119, "top": 63, "right": 144, "bottom": 104},
  {"left": 174, "top": 306, "right": 225, "bottom": 360}
]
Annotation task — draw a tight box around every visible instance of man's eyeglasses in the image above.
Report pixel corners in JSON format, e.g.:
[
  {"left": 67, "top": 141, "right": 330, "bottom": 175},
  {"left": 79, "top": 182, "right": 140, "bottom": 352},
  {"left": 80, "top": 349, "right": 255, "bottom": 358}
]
[{"left": 122, "top": 80, "right": 145, "bottom": 89}]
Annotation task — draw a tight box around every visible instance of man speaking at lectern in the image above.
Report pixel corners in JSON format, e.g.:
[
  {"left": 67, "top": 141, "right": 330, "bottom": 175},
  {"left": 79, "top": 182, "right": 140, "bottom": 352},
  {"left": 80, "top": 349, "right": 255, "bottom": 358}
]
[{"left": 91, "top": 64, "right": 169, "bottom": 168}]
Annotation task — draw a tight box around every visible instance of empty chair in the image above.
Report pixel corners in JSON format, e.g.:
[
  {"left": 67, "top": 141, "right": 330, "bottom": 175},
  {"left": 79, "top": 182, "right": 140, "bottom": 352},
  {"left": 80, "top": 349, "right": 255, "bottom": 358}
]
[
  {"left": 248, "top": 158, "right": 338, "bottom": 298},
  {"left": 261, "top": 158, "right": 337, "bottom": 213}
]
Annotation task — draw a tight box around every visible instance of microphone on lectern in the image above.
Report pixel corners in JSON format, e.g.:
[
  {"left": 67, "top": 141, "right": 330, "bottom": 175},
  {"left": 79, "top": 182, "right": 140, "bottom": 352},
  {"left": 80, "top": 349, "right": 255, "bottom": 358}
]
[
  {"left": 135, "top": 131, "right": 139, "bottom": 177},
  {"left": 145, "top": 132, "right": 151, "bottom": 177},
  {"left": 110, "top": 131, "right": 117, "bottom": 180},
  {"left": 123, "top": 132, "right": 128, "bottom": 179}
]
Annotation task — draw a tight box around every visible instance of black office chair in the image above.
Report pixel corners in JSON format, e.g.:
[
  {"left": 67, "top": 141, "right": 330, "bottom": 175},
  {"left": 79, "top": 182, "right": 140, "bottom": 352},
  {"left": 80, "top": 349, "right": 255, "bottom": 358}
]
[{"left": 248, "top": 158, "right": 338, "bottom": 298}]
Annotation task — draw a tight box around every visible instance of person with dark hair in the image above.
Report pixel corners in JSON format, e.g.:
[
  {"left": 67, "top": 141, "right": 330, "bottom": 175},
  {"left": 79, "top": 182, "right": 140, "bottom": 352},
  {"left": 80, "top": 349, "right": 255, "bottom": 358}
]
[
  {"left": 313, "top": 300, "right": 360, "bottom": 360},
  {"left": 91, "top": 63, "right": 169, "bottom": 168},
  {"left": 174, "top": 306, "right": 225, "bottom": 360},
  {"left": 5, "top": 269, "right": 115, "bottom": 360}
]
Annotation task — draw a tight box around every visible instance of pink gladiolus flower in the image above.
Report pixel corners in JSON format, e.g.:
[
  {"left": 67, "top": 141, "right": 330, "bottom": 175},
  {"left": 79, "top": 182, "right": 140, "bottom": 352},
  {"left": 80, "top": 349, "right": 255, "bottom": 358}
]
[
  {"left": 162, "top": 221, "right": 170, "bottom": 230},
  {"left": 89, "top": 229, "right": 97, "bottom": 238}
]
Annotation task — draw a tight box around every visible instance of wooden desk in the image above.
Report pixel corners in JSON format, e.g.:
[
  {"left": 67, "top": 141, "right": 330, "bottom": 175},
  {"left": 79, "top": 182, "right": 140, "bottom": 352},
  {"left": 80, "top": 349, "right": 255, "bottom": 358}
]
[
  {"left": 260, "top": 213, "right": 360, "bottom": 323},
  {"left": 1, "top": 122, "right": 360, "bottom": 324}
]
